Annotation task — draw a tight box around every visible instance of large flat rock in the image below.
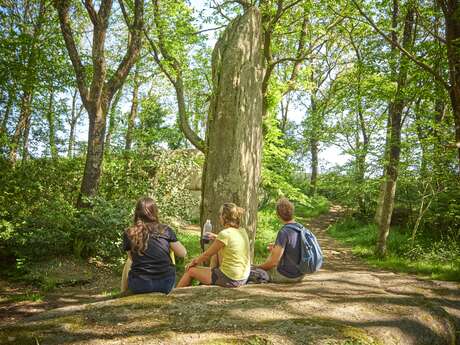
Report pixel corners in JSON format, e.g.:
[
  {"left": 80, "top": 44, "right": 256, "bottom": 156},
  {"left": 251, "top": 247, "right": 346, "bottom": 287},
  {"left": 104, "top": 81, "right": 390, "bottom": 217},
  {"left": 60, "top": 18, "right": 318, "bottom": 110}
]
[
  {"left": 0, "top": 272, "right": 457, "bottom": 345},
  {"left": 2, "top": 207, "right": 458, "bottom": 345}
]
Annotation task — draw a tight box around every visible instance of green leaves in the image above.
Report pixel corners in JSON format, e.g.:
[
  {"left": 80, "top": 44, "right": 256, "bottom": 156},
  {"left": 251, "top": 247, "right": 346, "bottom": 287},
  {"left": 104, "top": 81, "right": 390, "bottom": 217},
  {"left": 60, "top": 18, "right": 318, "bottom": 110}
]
[{"left": 262, "top": 112, "right": 310, "bottom": 206}]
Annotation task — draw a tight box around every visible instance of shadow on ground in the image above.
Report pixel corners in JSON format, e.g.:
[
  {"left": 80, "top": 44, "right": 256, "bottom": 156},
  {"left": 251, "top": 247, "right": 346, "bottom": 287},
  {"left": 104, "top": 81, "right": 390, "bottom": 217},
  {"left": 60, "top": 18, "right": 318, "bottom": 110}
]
[{"left": 1, "top": 206, "right": 458, "bottom": 345}]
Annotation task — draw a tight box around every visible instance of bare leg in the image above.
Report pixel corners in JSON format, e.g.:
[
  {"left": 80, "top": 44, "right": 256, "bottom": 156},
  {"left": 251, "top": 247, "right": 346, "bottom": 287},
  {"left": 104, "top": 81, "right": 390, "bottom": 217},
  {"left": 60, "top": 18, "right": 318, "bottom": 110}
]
[
  {"left": 210, "top": 250, "right": 223, "bottom": 269},
  {"left": 120, "top": 255, "right": 132, "bottom": 293},
  {"left": 210, "top": 254, "right": 218, "bottom": 269},
  {"left": 177, "top": 266, "right": 212, "bottom": 287},
  {"left": 217, "top": 250, "right": 223, "bottom": 266}
]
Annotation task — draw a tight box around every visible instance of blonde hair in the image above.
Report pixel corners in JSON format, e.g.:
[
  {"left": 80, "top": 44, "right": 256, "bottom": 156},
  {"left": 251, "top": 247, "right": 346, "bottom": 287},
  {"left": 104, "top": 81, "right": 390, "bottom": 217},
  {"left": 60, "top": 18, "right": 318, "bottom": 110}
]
[{"left": 220, "top": 203, "right": 245, "bottom": 228}]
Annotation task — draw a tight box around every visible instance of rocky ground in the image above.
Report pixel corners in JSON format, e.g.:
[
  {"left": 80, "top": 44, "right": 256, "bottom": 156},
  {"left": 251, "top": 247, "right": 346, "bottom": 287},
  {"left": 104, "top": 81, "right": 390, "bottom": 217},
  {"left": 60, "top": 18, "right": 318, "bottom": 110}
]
[{"left": 1, "top": 206, "right": 459, "bottom": 345}]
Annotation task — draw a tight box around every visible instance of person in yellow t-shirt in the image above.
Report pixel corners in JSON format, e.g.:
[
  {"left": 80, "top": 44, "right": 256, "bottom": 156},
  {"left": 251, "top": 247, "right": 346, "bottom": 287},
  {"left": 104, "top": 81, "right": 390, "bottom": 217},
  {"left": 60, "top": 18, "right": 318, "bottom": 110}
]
[{"left": 176, "top": 203, "right": 250, "bottom": 288}]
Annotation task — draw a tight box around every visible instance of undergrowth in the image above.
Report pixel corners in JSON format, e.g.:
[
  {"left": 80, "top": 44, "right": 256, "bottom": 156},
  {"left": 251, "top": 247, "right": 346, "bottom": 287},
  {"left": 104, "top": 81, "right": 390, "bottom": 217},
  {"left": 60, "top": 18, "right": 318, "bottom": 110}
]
[{"left": 327, "top": 217, "right": 460, "bottom": 281}]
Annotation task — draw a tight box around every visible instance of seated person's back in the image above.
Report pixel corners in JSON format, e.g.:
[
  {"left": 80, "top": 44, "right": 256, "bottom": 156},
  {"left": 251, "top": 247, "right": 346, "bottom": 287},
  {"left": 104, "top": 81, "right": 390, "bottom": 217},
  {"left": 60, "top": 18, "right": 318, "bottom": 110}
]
[
  {"left": 124, "top": 225, "right": 177, "bottom": 279},
  {"left": 274, "top": 222, "right": 304, "bottom": 278},
  {"left": 217, "top": 225, "right": 250, "bottom": 282},
  {"left": 176, "top": 203, "right": 250, "bottom": 288},
  {"left": 256, "top": 198, "right": 305, "bottom": 283},
  {"left": 123, "top": 197, "right": 186, "bottom": 294}
]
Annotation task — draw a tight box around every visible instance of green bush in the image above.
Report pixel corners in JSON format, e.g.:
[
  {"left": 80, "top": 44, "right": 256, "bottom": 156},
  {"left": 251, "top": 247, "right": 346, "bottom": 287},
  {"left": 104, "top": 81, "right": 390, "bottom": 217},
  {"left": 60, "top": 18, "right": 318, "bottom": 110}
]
[
  {"left": 72, "top": 198, "right": 131, "bottom": 259},
  {"left": 0, "top": 158, "right": 83, "bottom": 261},
  {"left": 0, "top": 151, "right": 201, "bottom": 267}
]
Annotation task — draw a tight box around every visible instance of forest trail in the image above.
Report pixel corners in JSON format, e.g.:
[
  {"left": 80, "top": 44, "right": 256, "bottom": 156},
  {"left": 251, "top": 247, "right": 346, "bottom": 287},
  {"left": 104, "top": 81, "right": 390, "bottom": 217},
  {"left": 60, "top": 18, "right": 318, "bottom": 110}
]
[{"left": 1, "top": 206, "right": 459, "bottom": 345}]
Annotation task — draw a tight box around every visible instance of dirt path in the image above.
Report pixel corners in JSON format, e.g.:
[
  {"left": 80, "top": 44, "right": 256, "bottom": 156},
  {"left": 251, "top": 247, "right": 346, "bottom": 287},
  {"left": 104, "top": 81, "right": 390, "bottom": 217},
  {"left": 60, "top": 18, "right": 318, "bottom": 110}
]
[{"left": 1, "top": 206, "right": 459, "bottom": 345}]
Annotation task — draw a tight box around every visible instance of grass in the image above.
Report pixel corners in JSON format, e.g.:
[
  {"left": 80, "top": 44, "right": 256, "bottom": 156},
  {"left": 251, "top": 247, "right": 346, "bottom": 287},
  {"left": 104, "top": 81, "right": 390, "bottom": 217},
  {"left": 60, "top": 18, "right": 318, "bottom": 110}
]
[
  {"left": 327, "top": 217, "right": 460, "bottom": 282},
  {"left": 0, "top": 291, "right": 44, "bottom": 303},
  {"left": 101, "top": 288, "right": 121, "bottom": 298}
]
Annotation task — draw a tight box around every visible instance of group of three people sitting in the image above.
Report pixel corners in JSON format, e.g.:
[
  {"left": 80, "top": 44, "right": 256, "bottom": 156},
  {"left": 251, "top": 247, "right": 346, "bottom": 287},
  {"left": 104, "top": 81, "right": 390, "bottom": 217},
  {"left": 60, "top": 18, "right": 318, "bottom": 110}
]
[{"left": 122, "top": 197, "right": 306, "bottom": 294}]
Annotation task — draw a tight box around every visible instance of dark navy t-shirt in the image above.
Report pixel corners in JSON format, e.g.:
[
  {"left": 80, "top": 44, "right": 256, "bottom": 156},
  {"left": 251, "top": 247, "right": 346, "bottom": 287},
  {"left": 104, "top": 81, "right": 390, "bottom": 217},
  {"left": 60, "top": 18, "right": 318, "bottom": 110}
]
[
  {"left": 275, "top": 223, "right": 303, "bottom": 278},
  {"left": 123, "top": 225, "right": 177, "bottom": 279}
]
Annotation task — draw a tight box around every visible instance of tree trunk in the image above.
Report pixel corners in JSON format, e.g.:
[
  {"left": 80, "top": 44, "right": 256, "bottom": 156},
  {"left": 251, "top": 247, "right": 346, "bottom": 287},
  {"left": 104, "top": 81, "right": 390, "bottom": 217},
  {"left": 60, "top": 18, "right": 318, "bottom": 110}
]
[
  {"left": 376, "top": 5, "right": 414, "bottom": 257},
  {"left": 9, "top": 0, "right": 46, "bottom": 163},
  {"left": 9, "top": 90, "right": 33, "bottom": 163},
  {"left": 309, "top": 94, "right": 319, "bottom": 195},
  {"left": 146, "top": 0, "right": 205, "bottom": 152},
  {"left": 376, "top": 99, "right": 404, "bottom": 256},
  {"left": 105, "top": 86, "right": 123, "bottom": 149},
  {"left": 375, "top": 0, "right": 402, "bottom": 228},
  {"left": 354, "top": 58, "right": 369, "bottom": 214},
  {"left": 55, "top": 0, "right": 144, "bottom": 207},
  {"left": 280, "top": 95, "right": 290, "bottom": 133},
  {"left": 442, "top": 1, "right": 460, "bottom": 172},
  {"left": 310, "top": 135, "right": 319, "bottom": 195},
  {"left": 77, "top": 104, "right": 108, "bottom": 207},
  {"left": 1, "top": 90, "right": 14, "bottom": 153},
  {"left": 125, "top": 66, "right": 140, "bottom": 151},
  {"left": 1, "top": 90, "right": 13, "bottom": 134},
  {"left": 46, "top": 90, "right": 58, "bottom": 159},
  {"left": 200, "top": 7, "right": 264, "bottom": 259},
  {"left": 68, "top": 89, "right": 79, "bottom": 158},
  {"left": 22, "top": 110, "right": 32, "bottom": 161}
]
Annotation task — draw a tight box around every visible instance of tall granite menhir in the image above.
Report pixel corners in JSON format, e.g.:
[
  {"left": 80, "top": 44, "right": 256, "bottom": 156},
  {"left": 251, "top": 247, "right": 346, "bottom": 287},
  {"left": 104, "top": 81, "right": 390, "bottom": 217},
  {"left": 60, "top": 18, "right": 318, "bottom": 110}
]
[{"left": 200, "top": 7, "right": 264, "bottom": 259}]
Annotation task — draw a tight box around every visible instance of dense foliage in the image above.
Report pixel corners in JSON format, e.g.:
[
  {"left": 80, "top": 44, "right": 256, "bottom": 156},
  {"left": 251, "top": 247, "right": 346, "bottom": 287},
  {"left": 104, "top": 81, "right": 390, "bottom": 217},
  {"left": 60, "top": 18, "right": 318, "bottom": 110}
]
[
  {"left": 0, "top": 0, "right": 459, "bottom": 282},
  {"left": 0, "top": 151, "right": 201, "bottom": 268}
]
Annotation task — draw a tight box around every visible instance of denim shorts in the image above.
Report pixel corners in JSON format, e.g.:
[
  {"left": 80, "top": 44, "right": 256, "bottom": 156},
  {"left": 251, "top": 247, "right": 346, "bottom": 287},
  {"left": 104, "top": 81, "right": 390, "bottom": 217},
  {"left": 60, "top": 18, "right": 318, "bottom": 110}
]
[
  {"left": 211, "top": 267, "right": 247, "bottom": 288},
  {"left": 128, "top": 273, "right": 175, "bottom": 294}
]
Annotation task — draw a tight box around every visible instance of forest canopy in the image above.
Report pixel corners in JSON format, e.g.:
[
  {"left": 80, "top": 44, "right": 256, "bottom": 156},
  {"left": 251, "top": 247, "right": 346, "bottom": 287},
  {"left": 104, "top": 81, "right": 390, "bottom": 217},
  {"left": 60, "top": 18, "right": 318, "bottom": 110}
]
[{"left": 0, "top": 0, "right": 459, "bottom": 282}]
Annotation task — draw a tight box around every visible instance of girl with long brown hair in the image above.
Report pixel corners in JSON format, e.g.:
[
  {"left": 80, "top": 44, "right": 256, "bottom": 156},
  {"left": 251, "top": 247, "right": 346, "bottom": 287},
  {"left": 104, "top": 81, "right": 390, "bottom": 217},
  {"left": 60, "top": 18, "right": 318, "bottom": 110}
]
[
  {"left": 123, "top": 197, "right": 186, "bottom": 294},
  {"left": 177, "top": 203, "right": 250, "bottom": 288}
]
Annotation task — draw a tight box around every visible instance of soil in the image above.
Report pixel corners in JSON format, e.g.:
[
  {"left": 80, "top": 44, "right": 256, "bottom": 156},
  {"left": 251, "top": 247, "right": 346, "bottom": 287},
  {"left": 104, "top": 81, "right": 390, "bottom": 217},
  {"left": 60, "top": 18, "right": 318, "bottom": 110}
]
[{"left": 1, "top": 206, "right": 459, "bottom": 345}]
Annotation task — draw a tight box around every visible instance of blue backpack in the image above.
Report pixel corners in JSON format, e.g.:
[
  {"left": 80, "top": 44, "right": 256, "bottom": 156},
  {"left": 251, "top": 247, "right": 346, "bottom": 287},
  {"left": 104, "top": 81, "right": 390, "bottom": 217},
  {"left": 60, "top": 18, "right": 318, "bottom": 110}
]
[{"left": 285, "top": 223, "right": 323, "bottom": 274}]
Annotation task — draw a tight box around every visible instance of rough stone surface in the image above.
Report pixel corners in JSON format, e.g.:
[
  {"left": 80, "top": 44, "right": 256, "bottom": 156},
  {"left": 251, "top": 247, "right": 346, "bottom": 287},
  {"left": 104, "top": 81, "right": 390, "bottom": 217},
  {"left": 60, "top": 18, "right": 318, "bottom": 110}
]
[
  {"left": 1, "top": 206, "right": 459, "bottom": 345},
  {"left": 201, "top": 7, "right": 265, "bottom": 252}
]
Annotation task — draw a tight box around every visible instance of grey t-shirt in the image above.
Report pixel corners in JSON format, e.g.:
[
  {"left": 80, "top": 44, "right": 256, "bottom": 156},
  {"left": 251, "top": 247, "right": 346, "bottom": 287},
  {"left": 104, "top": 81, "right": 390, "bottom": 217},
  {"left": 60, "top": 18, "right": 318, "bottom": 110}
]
[{"left": 275, "top": 223, "right": 303, "bottom": 278}]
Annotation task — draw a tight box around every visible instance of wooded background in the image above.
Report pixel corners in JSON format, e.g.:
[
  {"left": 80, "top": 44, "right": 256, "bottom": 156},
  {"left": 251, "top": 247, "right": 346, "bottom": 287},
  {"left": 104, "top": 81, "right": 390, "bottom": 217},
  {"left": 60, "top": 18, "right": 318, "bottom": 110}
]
[{"left": 0, "top": 0, "right": 459, "bottom": 281}]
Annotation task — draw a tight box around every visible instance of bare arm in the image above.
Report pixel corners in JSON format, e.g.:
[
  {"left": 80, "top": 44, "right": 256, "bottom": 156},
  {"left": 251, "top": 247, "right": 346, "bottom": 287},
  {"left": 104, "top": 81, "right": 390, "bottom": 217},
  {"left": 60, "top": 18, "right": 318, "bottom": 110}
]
[
  {"left": 170, "top": 241, "right": 187, "bottom": 258},
  {"left": 187, "top": 239, "right": 225, "bottom": 270},
  {"left": 257, "top": 245, "right": 284, "bottom": 271}
]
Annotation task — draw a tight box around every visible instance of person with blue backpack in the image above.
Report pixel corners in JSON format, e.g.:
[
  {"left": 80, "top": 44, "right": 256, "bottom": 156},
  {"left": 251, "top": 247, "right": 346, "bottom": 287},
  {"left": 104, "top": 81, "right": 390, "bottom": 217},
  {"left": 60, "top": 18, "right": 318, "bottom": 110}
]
[{"left": 254, "top": 198, "right": 323, "bottom": 283}]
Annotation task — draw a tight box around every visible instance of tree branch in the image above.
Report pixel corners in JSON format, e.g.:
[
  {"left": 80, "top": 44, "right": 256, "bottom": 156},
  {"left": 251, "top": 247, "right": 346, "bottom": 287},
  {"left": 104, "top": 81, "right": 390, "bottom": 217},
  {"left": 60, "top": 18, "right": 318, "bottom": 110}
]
[
  {"left": 351, "top": 0, "right": 450, "bottom": 90},
  {"left": 118, "top": 0, "right": 132, "bottom": 29},
  {"left": 83, "top": 0, "right": 98, "bottom": 25},
  {"left": 190, "top": 25, "right": 227, "bottom": 36},
  {"left": 278, "top": 0, "right": 303, "bottom": 20},
  {"left": 148, "top": 0, "right": 205, "bottom": 153},
  {"left": 143, "top": 27, "right": 176, "bottom": 85},
  {"left": 106, "top": 0, "right": 144, "bottom": 100},
  {"left": 54, "top": 1, "right": 89, "bottom": 106},
  {"left": 98, "top": 0, "right": 113, "bottom": 22},
  {"left": 414, "top": 7, "right": 446, "bottom": 44},
  {"left": 287, "top": 5, "right": 308, "bottom": 88},
  {"left": 234, "top": 0, "right": 251, "bottom": 9}
]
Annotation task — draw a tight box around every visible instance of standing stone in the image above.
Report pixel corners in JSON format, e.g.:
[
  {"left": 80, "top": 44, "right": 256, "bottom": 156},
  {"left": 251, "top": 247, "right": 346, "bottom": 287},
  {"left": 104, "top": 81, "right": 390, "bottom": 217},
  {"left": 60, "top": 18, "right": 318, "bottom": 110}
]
[{"left": 200, "top": 7, "right": 264, "bottom": 259}]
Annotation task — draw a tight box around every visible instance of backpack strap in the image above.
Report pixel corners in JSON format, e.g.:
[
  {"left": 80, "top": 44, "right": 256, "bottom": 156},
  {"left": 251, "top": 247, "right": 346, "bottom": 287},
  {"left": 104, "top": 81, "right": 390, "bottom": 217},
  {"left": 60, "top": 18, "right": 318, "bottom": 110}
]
[
  {"left": 283, "top": 223, "right": 304, "bottom": 233},
  {"left": 283, "top": 223, "right": 313, "bottom": 250}
]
